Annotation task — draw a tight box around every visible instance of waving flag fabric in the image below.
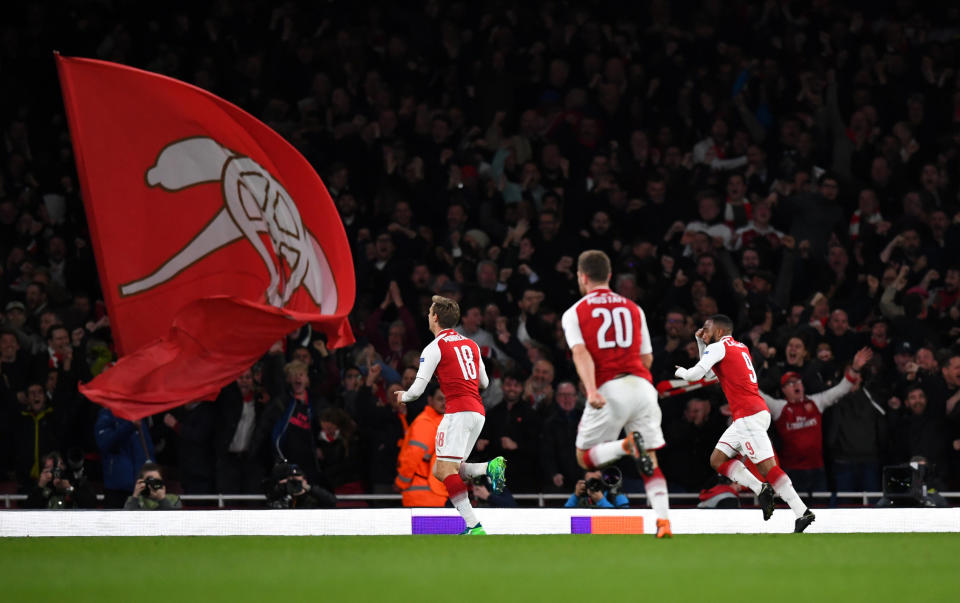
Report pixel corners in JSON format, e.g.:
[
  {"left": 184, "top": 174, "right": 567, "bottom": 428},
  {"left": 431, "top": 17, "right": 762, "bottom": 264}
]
[{"left": 56, "top": 54, "right": 355, "bottom": 420}]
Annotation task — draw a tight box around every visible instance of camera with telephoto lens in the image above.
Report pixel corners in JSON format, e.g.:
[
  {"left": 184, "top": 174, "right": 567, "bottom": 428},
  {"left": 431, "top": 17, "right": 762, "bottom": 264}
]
[
  {"left": 584, "top": 466, "right": 623, "bottom": 495},
  {"left": 601, "top": 466, "right": 623, "bottom": 495},
  {"left": 143, "top": 476, "right": 165, "bottom": 492},
  {"left": 585, "top": 477, "right": 605, "bottom": 493}
]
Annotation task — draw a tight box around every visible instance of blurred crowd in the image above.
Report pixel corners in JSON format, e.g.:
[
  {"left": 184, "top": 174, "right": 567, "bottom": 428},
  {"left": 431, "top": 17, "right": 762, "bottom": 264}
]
[{"left": 2, "top": 0, "right": 960, "bottom": 508}]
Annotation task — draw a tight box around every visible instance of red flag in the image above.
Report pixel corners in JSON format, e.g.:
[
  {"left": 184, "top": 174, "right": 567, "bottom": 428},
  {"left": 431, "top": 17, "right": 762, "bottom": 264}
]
[{"left": 56, "top": 55, "right": 355, "bottom": 420}]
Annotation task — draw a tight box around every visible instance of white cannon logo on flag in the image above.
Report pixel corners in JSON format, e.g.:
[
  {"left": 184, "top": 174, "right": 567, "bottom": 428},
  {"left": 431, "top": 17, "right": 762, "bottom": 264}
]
[{"left": 119, "top": 136, "right": 338, "bottom": 311}]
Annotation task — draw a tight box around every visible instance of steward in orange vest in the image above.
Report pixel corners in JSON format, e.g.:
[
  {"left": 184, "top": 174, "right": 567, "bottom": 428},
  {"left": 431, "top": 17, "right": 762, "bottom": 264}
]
[{"left": 395, "top": 388, "right": 448, "bottom": 506}]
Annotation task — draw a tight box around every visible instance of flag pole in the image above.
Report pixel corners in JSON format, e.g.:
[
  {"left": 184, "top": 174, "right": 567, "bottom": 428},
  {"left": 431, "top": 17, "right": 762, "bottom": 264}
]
[{"left": 136, "top": 422, "right": 153, "bottom": 462}]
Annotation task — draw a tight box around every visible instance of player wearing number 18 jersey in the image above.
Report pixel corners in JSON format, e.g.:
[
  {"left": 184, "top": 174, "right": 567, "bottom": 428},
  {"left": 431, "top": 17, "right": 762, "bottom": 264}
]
[
  {"left": 561, "top": 250, "right": 672, "bottom": 538},
  {"left": 395, "top": 295, "right": 506, "bottom": 535},
  {"left": 674, "top": 314, "right": 816, "bottom": 533}
]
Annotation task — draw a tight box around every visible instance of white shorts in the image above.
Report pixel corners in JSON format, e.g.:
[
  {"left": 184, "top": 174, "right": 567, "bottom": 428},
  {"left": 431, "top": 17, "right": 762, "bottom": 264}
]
[
  {"left": 715, "top": 410, "right": 775, "bottom": 463},
  {"left": 435, "top": 411, "right": 485, "bottom": 462},
  {"left": 576, "top": 375, "right": 665, "bottom": 450}
]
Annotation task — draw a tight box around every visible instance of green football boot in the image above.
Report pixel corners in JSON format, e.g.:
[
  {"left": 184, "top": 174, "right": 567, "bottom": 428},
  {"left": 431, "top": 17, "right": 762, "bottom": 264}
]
[
  {"left": 487, "top": 456, "right": 507, "bottom": 493},
  {"left": 459, "top": 523, "right": 487, "bottom": 535}
]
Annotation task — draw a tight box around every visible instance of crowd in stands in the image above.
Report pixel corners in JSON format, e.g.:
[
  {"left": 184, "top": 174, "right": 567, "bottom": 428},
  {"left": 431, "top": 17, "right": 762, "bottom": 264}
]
[{"left": 2, "top": 0, "right": 960, "bottom": 508}]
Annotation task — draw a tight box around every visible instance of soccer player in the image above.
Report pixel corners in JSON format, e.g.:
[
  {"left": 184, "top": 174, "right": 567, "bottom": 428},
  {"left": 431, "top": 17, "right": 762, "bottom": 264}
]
[
  {"left": 674, "top": 314, "right": 816, "bottom": 533},
  {"left": 395, "top": 295, "right": 507, "bottom": 535},
  {"left": 561, "top": 250, "right": 673, "bottom": 539}
]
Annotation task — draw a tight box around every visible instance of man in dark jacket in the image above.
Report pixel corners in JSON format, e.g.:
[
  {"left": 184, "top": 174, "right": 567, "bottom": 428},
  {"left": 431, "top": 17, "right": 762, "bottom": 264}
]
[
  {"left": 12, "top": 382, "right": 63, "bottom": 483},
  {"left": 480, "top": 372, "right": 542, "bottom": 492},
  {"left": 265, "top": 360, "right": 328, "bottom": 489},
  {"left": 540, "top": 381, "right": 583, "bottom": 493},
  {"left": 95, "top": 407, "right": 155, "bottom": 508},
  {"left": 887, "top": 385, "right": 951, "bottom": 488},
  {"left": 660, "top": 397, "right": 726, "bottom": 492},
  {"left": 823, "top": 365, "right": 889, "bottom": 497},
  {"left": 214, "top": 368, "right": 267, "bottom": 495}
]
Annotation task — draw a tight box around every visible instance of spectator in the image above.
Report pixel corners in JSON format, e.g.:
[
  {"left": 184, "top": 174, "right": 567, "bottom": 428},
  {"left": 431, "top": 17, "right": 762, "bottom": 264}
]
[
  {"left": 481, "top": 372, "right": 542, "bottom": 492},
  {"left": 95, "top": 407, "right": 155, "bottom": 508},
  {"left": 24, "top": 451, "right": 97, "bottom": 509},
  {"left": 887, "top": 386, "right": 952, "bottom": 488},
  {"left": 824, "top": 359, "right": 889, "bottom": 499},
  {"left": 262, "top": 461, "right": 336, "bottom": 509},
  {"left": 162, "top": 401, "right": 216, "bottom": 499},
  {"left": 539, "top": 381, "right": 583, "bottom": 493},
  {"left": 214, "top": 368, "right": 267, "bottom": 496},
  {"left": 11, "top": 381, "right": 63, "bottom": 483},
  {"left": 265, "top": 361, "right": 328, "bottom": 490},
  {"left": 317, "top": 407, "right": 364, "bottom": 496},
  {"left": 661, "top": 397, "right": 727, "bottom": 493},
  {"left": 760, "top": 349, "right": 872, "bottom": 498},
  {"left": 565, "top": 468, "right": 629, "bottom": 509},
  {"left": 395, "top": 386, "right": 447, "bottom": 507},
  {"left": 123, "top": 462, "right": 182, "bottom": 510}
]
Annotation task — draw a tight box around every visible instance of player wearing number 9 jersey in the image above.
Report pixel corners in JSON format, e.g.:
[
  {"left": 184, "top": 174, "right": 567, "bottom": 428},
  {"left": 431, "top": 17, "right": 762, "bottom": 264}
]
[
  {"left": 561, "top": 250, "right": 672, "bottom": 538},
  {"left": 674, "top": 314, "right": 816, "bottom": 533},
  {"left": 395, "top": 295, "right": 506, "bottom": 535}
]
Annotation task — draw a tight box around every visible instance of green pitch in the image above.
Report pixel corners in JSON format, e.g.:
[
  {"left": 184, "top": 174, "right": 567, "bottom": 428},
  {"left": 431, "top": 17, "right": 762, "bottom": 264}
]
[{"left": 2, "top": 534, "right": 957, "bottom": 602}]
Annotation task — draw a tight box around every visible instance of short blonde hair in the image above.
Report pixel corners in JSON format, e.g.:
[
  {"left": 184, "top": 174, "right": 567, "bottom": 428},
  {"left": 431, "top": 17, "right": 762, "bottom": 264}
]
[
  {"left": 430, "top": 295, "right": 460, "bottom": 328},
  {"left": 284, "top": 360, "right": 308, "bottom": 380}
]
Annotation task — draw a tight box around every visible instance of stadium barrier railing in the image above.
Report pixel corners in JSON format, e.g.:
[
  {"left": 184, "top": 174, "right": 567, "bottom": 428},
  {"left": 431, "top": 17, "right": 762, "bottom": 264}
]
[{"left": 4, "top": 491, "right": 958, "bottom": 508}]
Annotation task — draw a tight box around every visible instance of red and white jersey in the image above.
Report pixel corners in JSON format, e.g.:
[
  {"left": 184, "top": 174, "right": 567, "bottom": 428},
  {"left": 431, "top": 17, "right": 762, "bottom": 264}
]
[
  {"left": 761, "top": 376, "right": 856, "bottom": 470},
  {"left": 561, "top": 288, "right": 653, "bottom": 387},
  {"left": 696, "top": 336, "right": 767, "bottom": 420},
  {"left": 402, "top": 328, "right": 488, "bottom": 415}
]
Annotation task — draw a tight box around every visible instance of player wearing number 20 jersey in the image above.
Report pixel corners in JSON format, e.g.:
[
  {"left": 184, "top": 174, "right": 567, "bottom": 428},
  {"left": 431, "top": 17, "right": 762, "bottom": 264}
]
[
  {"left": 562, "top": 250, "right": 672, "bottom": 538},
  {"left": 674, "top": 314, "right": 816, "bottom": 533}
]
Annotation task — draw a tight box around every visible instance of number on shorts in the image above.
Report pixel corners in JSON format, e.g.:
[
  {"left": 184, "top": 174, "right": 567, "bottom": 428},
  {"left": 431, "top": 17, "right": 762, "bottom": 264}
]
[
  {"left": 453, "top": 345, "right": 477, "bottom": 380},
  {"left": 437, "top": 431, "right": 445, "bottom": 447},
  {"left": 593, "top": 307, "right": 633, "bottom": 349},
  {"left": 744, "top": 441, "right": 755, "bottom": 456},
  {"left": 741, "top": 352, "right": 758, "bottom": 383}
]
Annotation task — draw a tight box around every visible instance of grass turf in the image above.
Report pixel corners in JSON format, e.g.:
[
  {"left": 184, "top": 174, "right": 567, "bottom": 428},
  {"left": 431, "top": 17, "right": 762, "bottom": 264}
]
[{"left": 2, "top": 534, "right": 957, "bottom": 602}]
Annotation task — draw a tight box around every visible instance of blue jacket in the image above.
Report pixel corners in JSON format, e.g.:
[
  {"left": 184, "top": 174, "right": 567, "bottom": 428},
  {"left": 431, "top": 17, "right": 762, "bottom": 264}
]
[
  {"left": 95, "top": 408, "right": 155, "bottom": 492},
  {"left": 270, "top": 393, "right": 323, "bottom": 460},
  {"left": 564, "top": 491, "right": 630, "bottom": 508}
]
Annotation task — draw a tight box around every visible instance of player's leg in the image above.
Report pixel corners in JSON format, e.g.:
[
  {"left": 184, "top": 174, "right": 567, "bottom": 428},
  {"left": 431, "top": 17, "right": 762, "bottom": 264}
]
[
  {"left": 710, "top": 422, "right": 764, "bottom": 496},
  {"left": 575, "top": 380, "right": 635, "bottom": 469},
  {"left": 457, "top": 413, "right": 488, "bottom": 480},
  {"left": 745, "top": 412, "right": 814, "bottom": 531},
  {"left": 433, "top": 413, "right": 484, "bottom": 533},
  {"left": 456, "top": 414, "right": 507, "bottom": 493},
  {"left": 755, "top": 456, "right": 814, "bottom": 531},
  {"left": 627, "top": 378, "right": 671, "bottom": 537}
]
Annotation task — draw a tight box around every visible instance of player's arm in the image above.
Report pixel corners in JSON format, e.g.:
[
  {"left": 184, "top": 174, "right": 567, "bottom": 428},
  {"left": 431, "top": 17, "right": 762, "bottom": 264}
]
[
  {"left": 398, "top": 342, "right": 440, "bottom": 403},
  {"left": 758, "top": 390, "right": 787, "bottom": 420},
  {"left": 571, "top": 344, "right": 601, "bottom": 400},
  {"left": 638, "top": 307, "right": 653, "bottom": 369},
  {"left": 674, "top": 341, "right": 726, "bottom": 382},
  {"left": 562, "top": 306, "right": 605, "bottom": 408},
  {"left": 478, "top": 354, "right": 490, "bottom": 390}
]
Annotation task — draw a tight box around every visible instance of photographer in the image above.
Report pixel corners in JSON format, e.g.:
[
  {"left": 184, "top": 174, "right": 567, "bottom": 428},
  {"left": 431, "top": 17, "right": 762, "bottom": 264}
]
[
  {"left": 262, "top": 462, "right": 336, "bottom": 509},
  {"left": 24, "top": 450, "right": 97, "bottom": 509},
  {"left": 123, "top": 462, "right": 182, "bottom": 510},
  {"left": 565, "top": 467, "right": 629, "bottom": 509}
]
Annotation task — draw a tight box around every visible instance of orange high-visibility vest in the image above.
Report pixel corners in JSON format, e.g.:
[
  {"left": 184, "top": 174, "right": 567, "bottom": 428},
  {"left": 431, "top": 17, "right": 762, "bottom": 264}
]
[{"left": 395, "top": 405, "right": 447, "bottom": 506}]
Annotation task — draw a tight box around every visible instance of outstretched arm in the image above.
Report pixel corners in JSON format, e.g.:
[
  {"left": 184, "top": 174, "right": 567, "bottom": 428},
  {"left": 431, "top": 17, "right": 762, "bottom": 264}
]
[
  {"left": 675, "top": 341, "right": 726, "bottom": 382},
  {"left": 399, "top": 342, "right": 440, "bottom": 402}
]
